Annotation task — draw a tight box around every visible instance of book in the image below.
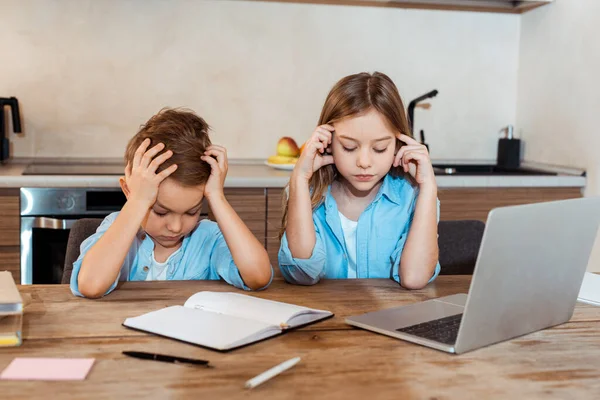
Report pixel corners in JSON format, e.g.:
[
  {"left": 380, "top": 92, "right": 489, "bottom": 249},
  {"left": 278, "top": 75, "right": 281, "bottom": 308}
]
[
  {"left": 0, "top": 271, "right": 23, "bottom": 347},
  {"left": 123, "top": 291, "right": 333, "bottom": 351},
  {"left": 578, "top": 272, "right": 600, "bottom": 306}
]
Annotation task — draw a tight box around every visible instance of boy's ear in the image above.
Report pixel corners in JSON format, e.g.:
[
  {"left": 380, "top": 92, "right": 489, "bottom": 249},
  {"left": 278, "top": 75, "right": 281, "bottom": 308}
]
[{"left": 119, "top": 176, "right": 130, "bottom": 199}]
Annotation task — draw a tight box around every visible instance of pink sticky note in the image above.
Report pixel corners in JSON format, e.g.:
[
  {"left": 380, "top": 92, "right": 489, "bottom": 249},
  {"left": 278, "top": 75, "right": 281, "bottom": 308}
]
[{"left": 0, "top": 358, "right": 95, "bottom": 381}]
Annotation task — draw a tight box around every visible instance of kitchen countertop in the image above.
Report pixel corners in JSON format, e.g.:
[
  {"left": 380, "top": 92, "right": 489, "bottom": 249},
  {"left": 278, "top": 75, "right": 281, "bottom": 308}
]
[{"left": 0, "top": 158, "right": 586, "bottom": 189}]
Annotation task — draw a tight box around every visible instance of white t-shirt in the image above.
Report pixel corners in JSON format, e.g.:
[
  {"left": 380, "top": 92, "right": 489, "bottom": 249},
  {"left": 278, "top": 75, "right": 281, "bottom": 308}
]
[
  {"left": 145, "top": 247, "right": 182, "bottom": 281},
  {"left": 338, "top": 211, "right": 358, "bottom": 279}
]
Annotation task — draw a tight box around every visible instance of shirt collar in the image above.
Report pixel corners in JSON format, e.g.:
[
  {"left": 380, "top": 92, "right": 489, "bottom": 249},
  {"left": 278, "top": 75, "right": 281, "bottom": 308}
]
[
  {"left": 323, "top": 174, "right": 407, "bottom": 209},
  {"left": 139, "top": 229, "right": 192, "bottom": 260},
  {"left": 375, "top": 173, "right": 407, "bottom": 206}
]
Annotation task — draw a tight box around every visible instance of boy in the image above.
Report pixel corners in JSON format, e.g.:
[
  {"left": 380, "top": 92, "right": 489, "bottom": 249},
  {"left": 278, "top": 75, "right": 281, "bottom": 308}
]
[{"left": 71, "top": 108, "right": 272, "bottom": 298}]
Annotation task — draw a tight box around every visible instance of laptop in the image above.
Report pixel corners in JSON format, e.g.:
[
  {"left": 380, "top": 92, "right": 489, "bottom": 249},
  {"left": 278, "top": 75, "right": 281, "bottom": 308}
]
[{"left": 346, "top": 197, "right": 600, "bottom": 354}]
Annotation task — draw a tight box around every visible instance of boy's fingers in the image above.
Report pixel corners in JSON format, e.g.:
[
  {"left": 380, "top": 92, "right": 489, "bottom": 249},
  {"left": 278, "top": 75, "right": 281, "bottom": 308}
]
[
  {"left": 207, "top": 144, "right": 227, "bottom": 153},
  {"left": 124, "top": 162, "right": 131, "bottom": 179},
  {"left": 201, "top": 155, "right": 218, "bottom": 170},
  {"left": 132, "top": 138, "right": 151, "bottom": 168},
  {"left": 140, "top": 143, "right": 165, "bottom": 168},
  {"left": 148, "top": 150, "right": 173, "bottom": 173},
  {"left": 204, "top": 149, "right": 227, "bottom": 170},
  {"left": 156, "top": 164, "right": 178, "bottom": 180}
]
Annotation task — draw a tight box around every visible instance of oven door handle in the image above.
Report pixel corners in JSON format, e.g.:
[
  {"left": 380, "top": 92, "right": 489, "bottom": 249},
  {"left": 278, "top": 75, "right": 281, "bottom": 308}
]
[{"left": 31, "top": 217, "right": 77, "bottom": 230}]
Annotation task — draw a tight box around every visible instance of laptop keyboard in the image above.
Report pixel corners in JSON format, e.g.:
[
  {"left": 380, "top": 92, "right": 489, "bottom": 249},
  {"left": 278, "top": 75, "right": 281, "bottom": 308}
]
[{"left": 396, "top": 313, "right": 463, "bottom": 345}]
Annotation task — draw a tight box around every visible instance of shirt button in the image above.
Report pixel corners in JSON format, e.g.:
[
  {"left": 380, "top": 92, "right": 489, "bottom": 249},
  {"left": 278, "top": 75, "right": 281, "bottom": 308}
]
[{"left": 143, "top": 266, "right": 149, "bottom": 272}]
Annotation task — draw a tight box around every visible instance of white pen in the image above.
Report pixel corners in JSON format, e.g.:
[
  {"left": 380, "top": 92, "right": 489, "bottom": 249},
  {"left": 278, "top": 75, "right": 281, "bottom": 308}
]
[{"left": 244, "top": 357, "right": 301, "bottom": 389}]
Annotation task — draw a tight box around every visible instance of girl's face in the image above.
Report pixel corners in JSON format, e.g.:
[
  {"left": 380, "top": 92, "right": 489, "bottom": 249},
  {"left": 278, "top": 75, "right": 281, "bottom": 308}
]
[{"left": 331, "top": 109, "right": 397, "bottom": 193}]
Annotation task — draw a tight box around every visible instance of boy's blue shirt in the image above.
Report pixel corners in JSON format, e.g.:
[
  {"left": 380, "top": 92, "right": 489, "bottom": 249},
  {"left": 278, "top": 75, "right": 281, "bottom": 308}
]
[
  {"left": 278, "top": 174, "right": 441, "bottom": 285},
  {"left": 70, "top": 212, "right": 273, "bottom": 297}
]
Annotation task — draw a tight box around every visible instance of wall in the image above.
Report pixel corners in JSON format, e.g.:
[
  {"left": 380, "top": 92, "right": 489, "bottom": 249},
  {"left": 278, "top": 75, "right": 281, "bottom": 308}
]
[
  {"left": 0, "top": 0, "right": 520, "bottom": 160},
  {"left": 517, "top": 0, "right": 600, "bottom": 271}
]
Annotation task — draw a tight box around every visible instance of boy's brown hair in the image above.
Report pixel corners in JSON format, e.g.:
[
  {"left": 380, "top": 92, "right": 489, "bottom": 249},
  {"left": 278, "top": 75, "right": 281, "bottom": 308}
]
[{"left": 125, "top": 108, "right": 212, "bottom": 186}]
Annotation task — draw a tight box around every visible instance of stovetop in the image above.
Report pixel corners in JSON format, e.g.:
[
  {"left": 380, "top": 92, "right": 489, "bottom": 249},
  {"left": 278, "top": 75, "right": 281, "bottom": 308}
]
[{"left": 22, "top": 163, "right": 125, "bottom": 175}]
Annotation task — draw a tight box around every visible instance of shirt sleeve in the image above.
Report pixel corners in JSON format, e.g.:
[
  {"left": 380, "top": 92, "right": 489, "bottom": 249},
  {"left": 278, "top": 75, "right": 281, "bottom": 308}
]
[
  {"left": 278, "top": 222, "right": 327, "bottom": 285},
  {"left": 391, "top": 196, "right": 441, "bottom": 285},
  {"left": 209, "top": 226, "right": 273, "bottom": 291},
  {"left": 70, "top": 213, "right": 133, "bottom": 298}
]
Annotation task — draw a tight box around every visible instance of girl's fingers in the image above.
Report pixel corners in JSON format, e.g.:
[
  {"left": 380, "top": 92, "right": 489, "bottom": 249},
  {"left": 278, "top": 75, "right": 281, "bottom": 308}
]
[
  {"left": 402, "top": 151, "right": 427, "bottom": 170},
  {"left": 320, "top": 155, "right": 334, "bottom": 167},
  {"left": 397, "top": 133, "right": 421, "bottom": 146},
  {"left": 314, "top": 142, "right": 325, "bottom": 153},
  {"left": 316, "top": 133, "right": 331, "bottom": 147},
  {"left": 395, "top": 146, "right": 424, "bottom": 167},
  {"left": 396, "top": 145, "right": 427, "bottom": 158},
  {"left": 393, "top": 151, "right": 403, "bottom": 167},
  {"left": 316, "top": 128, "right": 333, "bottom": 142}
]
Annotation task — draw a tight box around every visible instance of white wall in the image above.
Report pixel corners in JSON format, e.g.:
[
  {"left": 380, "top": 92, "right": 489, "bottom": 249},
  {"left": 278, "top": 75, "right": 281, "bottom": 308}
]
[
  {"left": 517, "top": 0, "right": 600, "bottom": 196},
  {"left": 517, "top": 0, "right": 600, "bottom": 272},
  {"left": 0, "top": 0, "right": 520, "bottom": 160}
]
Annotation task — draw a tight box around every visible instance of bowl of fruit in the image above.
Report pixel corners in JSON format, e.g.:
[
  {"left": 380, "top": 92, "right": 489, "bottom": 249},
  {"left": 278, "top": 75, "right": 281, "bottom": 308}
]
[{"left": 265, "top": 137, "right": 303, "bottom": 171}]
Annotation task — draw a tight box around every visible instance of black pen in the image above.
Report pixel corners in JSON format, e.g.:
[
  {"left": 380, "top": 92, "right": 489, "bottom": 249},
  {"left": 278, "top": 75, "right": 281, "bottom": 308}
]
[{"left": 122, "top": 351, "right": 210, "bottom": 366}]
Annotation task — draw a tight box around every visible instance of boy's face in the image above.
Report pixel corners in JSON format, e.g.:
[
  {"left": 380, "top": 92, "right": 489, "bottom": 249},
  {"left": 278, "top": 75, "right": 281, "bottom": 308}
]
[{"left": 141, "top": 178, "right": 205, "bottom": 249}]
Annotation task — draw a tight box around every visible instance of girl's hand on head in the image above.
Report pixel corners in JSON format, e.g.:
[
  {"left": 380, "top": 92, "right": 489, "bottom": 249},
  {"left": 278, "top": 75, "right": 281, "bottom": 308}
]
[
  {"left": 292, "top": 124, "right": 335, "bottom": 182},
  {"left": 201, "top": 145, "right": 228, "bottom": 200},
  {"left": 125, "top": 138, "right": 177, "bottom": 208},
  {"left": 394, "top": 134, "right": 436, "bottom": 189}
]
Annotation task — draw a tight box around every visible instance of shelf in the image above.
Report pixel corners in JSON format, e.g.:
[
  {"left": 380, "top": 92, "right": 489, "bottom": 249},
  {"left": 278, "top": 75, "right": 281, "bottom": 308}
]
[{"left": 243, "top": 0, "right": 552, "bottom": 14}]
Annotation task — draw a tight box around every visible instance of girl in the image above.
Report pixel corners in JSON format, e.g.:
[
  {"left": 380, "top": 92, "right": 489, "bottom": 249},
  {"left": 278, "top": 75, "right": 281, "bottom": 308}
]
[{"left": 278, "top": 72, "right": 440, "bottom": 288}]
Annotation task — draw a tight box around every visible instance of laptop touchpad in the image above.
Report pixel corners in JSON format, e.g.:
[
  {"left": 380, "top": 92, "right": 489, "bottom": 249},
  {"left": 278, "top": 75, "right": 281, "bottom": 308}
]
[{"left": 348, "top": 294, "right": 466, "bottom": 332}]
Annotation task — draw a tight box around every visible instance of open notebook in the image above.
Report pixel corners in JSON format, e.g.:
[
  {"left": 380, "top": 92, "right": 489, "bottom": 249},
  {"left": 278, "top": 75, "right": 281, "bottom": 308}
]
[{"left": 123, "top": 292, "right": 333, "bottom": 351}]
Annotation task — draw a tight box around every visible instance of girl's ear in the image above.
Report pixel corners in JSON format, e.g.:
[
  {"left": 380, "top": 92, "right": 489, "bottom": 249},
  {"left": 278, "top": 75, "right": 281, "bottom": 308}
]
[{"left": 119, "top": 177, "right": 130, "bottom": 199}]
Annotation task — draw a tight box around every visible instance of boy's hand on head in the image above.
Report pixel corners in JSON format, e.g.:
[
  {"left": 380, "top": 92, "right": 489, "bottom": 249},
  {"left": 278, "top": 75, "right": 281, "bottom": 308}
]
[
  {"left": 201, "top": 145, "right": 228, "bottom": 200},
  {"left": 293, "top": 124, "right": 335, "bottom": 182},
  {"left": 394, "top": 134, "right": 436, "bottom": 190},
  {"left": 125, "top": 138, "right": 178, "bottom": 208}
]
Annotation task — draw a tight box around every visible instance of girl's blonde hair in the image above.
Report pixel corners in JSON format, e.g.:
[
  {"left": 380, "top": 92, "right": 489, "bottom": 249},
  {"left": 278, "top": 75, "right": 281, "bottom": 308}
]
[{"left": 280, "top": 71, "right": 412, "bottom": 238}]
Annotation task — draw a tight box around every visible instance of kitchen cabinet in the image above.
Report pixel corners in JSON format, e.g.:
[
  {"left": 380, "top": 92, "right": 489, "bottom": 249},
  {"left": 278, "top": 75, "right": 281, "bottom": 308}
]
[
  {"left": 0, "top": 189, "right": 20, "bottom": 282},
  {"left": 245, "top": 0, "right": 552, "bottom": 14},
  {"left": 0, "top": 185, "right": 582, "bottom": 282},
  {"left": 437, "top": 187, "right": 582, "bottom": 222},
  {"left": 267, "top": 188, "right": 285, "bottom": 275},
  {"left": 207, "top": 188, "right": 267, "bottom": 247}
]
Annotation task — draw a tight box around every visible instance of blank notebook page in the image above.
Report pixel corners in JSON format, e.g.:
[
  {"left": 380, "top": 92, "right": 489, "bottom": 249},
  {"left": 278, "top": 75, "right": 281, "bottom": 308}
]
[
  {"left": 124, "top": 306, "right": 275, "bottom": 350},
  {"left": 183, "top": 292, "right": 326, "bottom": 326}
]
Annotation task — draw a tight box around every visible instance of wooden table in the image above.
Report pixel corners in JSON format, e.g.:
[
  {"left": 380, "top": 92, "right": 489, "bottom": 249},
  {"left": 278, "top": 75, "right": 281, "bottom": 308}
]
[{"left": 1, "top": 277, "right": 599, "bottom": 399}]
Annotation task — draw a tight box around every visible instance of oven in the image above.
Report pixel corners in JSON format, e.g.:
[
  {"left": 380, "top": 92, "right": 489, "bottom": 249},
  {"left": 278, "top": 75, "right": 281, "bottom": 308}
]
[{"left": 20, "top": 188, "right": 127, "bottom": 284}]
